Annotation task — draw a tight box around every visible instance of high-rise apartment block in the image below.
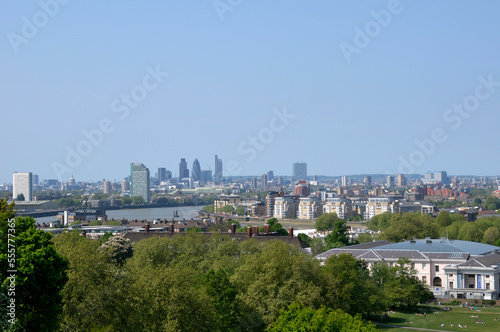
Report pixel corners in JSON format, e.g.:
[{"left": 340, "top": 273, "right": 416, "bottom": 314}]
[
  {"left": 423, "top": 171, "right": 449, "bottom": 185},
  {"left": 13, "top": 172, "right": 33, "bottom": 201},
  {"left": 397, "top": 174, "right": 406, "bottom": 186},
  {"left": 293, "top": 162, "right": 307, "bottom": 181},
  {"left": 364, "top": 176, "right": 372, "bottom": 187},
  {"left": 103, "top": 180, "right": 112, "bottom": 194},
  {"left": 215, "top": 155, "right": 223, "bottom": 184},
  {"left": 323, "top": 197, "right": 353, "bottom": 220},
  {"left": 386, "top": 175, "right": 395, "bottom": 188},
  {"left": 130, "top": 163, "right": 150, "bottom": 203}
]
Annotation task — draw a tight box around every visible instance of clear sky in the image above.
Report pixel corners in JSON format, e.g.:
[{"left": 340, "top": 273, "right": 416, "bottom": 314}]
[{"left": 1, "top": 0, "right": 499, "bottom": 183}]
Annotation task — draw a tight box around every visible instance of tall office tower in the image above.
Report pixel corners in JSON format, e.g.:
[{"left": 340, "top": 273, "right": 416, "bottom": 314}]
[
  {"left": 397, "top": 174, "right": 406, "bottom": 186},
  {"left": 179, "top": 158, "right": 189, "bottom": 180},
  {"left": 423, "top": 171, "right": 449, "bottom": 185},
  {"left": 250, "top": 177, "right": 257, "bottom": 188},
  {"left": 364, "top": 176, "right": 372, "bottom": 187},
  {"left": 267, "top": 170, "right": 274, "bottom": 182},
  {"left": 386, "top": 175, "right": 395, "bottom": 189},
  {"left": 13, "top": 172, "right": 33, "bottom": 201},
  {"left": 121, "top": 179, "right": 130, "bottom": 192},
  {"left": 165, "top": 170, "right": 172, "bottom": 180},
  {"left": 293, "top": 162, "right": 307, "bottom": 181},
  {"left": 261, "top": 174, "right": 268, "bottom": 189},
  {"left": 341, "top": 176, "right": 348, "bottom": 187},
  {"left": 33, "top": 174, "right": 39, "bottom": 185},
  {"left": 214, "top": 155, "right": 223, "bottom": 184},
  {"left": 201, "top": 170, "right": 213, "bottom": 182},
  {"left": 158, "top": 167, "right": 167, "bottom": 182},
  {"left": 192, "top": 159, "right": 201, "bottom": 181},
  {"left": 130, "top": 163, "right": 150, "bottom": 203},
  {"left": 103, "top": 180, "right": 112, "bottom": 194}
]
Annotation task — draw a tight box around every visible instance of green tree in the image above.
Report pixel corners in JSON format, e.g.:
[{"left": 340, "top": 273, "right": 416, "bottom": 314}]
[
  {"left": 324, "top": 219, "right": 349, "bottom": 249},
  {"left": 473, "top": 197, "right": 482, "bottom": 205},
  {"left": 131, "top": 196, "right": 145, "bottom": 205},
  {"left": 235, "top": 205, "right": 246, "bottom": 216},
  {"left": 382, "top": 213, "right": 439, "bottom": 242},
  {"left": 458, "top": 223, "right": 483, "bottom": 242},
  {"left": 436, "top": 211, "right": 452, "bottom": 227},
  {"left": 221, "top": 205, "right": 234, "bottom": 214},
  {"left": 315, "top": 213, "right": 339, "bottom": 233},
  {"left": 356, "top": 232, "right": 373, "bottom": 243},
  {"left": 297, "top": 233, "right": 312, "bottom": 246},
  {"left": 15, "top": 194, "right": 25, "bottom": 202},
  {"left": 202, "top": 204, "right": 215, "bottom": 213},
  {"left": 373, "top": 258, "right": 433, "bottom": 309},
  {"left": 0, "top": 199, "right": 68, "bottom": 332},
  {"left": 367, "top": 212, "right": 392, "bottom": 231},
  {"left": 267, "top": 302, "right": 377, "bottom": 332},
  {"left": 483, "top": 226, "right": 500, "bottom": 244},
  {"left": 98, "top": 235, "right": 133, "bottom": 266},
  {"left": 266, "top": 217, "right": 288, "bottom": 236},
  {"left": 321, "top": 253, "right": 381, "bottom": 317}
]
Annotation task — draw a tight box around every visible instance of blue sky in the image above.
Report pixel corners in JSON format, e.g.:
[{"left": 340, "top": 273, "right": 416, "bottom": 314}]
[{"left": 1, "top": 0, "right": 499, "bottom": 183}]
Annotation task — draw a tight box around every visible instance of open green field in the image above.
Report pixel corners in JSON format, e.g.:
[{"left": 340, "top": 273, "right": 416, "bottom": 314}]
[{"left": 372, "top": 304, "right": 500, "bottom": 331}]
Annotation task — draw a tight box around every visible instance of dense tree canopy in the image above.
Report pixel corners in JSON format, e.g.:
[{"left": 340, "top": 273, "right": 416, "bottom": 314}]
[
  {"left": 0, "top": 199, "right": 68, "bottom": 332},
  {"left": 315, "top": 213, "right": 340, "bottom": 233}
]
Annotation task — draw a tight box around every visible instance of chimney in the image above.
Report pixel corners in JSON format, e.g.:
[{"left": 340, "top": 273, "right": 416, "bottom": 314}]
[
  {"left": 288, "top": 227, "right": 293, "bottom": 239},
  {"left": 252, "top": 226, "right": 259, "bottom": 236},
  {"left": 145, "top": 223, "right": 150, "bottom": 234},
  {"left": 169, "top": 223, "right": 174, "bottom": 234},
  {"left": 263, "top": 225, "right": 270, "bottom": 235},
  {"left": 231, "top": 223, "right": 236, "bottom": 234},
  {"left": 247, "top": 227, "right": 252, "bottom": 238}
]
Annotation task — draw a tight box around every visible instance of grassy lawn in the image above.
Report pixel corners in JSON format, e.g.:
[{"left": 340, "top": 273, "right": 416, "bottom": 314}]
[{"left": 372, "top": 304, "right": 500, "bottom": 331}]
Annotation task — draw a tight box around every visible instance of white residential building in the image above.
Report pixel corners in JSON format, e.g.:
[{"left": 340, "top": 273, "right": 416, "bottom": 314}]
[{"left": 13, "top": 172, "right": 33, "bottom": 201}]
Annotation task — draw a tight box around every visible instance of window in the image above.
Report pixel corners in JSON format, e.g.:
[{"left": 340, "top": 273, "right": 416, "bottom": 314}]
[
  {"left": 422, "top": 276, "right": 427, "bottom": 283},
  {"left": 435, "top": 265, "right": 439, "bottom": 272},
  {"left": 449, "top": 274, "right": 453, "bottom": 277},
  {"left": 486, "top": 283, "right": 490, "bottom": 290},
  {"left": 422, "top": 263, "right": 426, "bottom": 269},
  {"left": 486, "top": 275, "right": 490, "bottom": 279},
  {"left": 449, "top": 281, "right": 453, "bottom": 289}
]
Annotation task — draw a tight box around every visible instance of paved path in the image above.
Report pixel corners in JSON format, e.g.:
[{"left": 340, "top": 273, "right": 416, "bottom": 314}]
[{"left": 374, "top": 322, "right": 452, "bottom": 331}]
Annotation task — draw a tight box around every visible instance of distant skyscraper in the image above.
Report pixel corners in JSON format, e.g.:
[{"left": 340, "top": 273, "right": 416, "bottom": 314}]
[
  {"left": 179, "top": 158, "right": 189, "bottom": 180},
  {"left": 158, "top": 167, "right": 167, "bottom": 182},
  {"left": 397, "top": 174, "right": 406, "bottom": 186},
  {"left": 215, "top": 155, "right": 223, "bottom": 184},
  {"left": 33, "top": 174, "right": 39, "bottom": 185},
  {"left": 267, "top": 170, "right": 274, "bottom": 181},
  {"left": 261, "top": 174, "right": 268, "bottom": 189},
  {"left": 13, "top": 172, "right": 33, "bottom": 201},
  {"left": 364, "top": 176, "right": 372, "bottom": 187},
  {"left": 165, "top": 170, "right": 172, "bottom": 180},
  {"left": 121, "top": 179, "right": 130, "bottom": 192},
  {"left": 192, "top": 159, "right": 201, "bottom": 181},
  {"left": 423, "top": 171, "right": 449, "bottom": 185},
  {"left": 293, "top": 162, "right": 307, "bottom": 181},
  {"left": 103, "top": 180, "right": 112, "bottom": 194},
  {"left": 201, "top": 170, "right": 212, "bottom": 182},
  {"left": 130, "top": 163, "right": 150, "bottom": 203},
  {"left": 341, "top": 176, "right": 348, "bottom": 187},
  {"left": 386, "top": 175, "right": 395, "bottom": 189}
]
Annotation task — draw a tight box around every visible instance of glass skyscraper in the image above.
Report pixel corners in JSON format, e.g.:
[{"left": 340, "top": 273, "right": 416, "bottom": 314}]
[{"left": 130, "top": 163, "right": 150, "bottom": 203}]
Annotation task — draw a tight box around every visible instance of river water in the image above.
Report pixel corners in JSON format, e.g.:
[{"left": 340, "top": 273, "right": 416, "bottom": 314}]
[{"left": 35, "top": 206, "right": 204, "bottom": 224}]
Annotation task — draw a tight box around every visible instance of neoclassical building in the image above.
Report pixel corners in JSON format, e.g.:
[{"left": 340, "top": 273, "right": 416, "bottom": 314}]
[{"left": 316, "top": 239, "right": 500, "bottom": 300}]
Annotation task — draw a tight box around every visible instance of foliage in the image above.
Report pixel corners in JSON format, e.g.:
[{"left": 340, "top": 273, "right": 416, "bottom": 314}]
[
  {"left": 381, "top": 213, "right": 439, "bottom": 242},
  {"left": 371, "top": 258, "right": 433, "bottom": 309},
  {"left": 235, "top": 205, "right": 246, "bottom": 216},
  {"left": 266, "top": 217, "right": 288, "bottom": 236},
  {"left": 357, "top": 232, "right": 374, "bottom": 243},
  {"left": 267, "top": 302, "right": 377, "bottom": 332},
  {"left": 98, "top": 235, "right": 133, "bottom": 266},
  {"left": 202, "top": 204, "right": 215, "bottom": 213},
  {"left": 221, "top": 205, "right": 234, "bottom": 213},
  {"left": 457, "top": 222, "right": 483, "bottom": 242},
  {"left": 367, "top": 212, "right": 392, "bottom": 231},
  {"left": 321, "top": 253, "right": 382, "bottom": 317},
  {"left": 315, "top": 213, "right": 340, "bottom": 233},
  {"left": 297, "top": 233, "right": 312, "bottom": 246},
  {"left": 324, "top": 219, "right": 350, "bottom": 249},
  {"left": 131, "top": 196, "right": 145, "bottom": 205},
  {"left": 15, "top": 194, "right": 25, "bottom": 202},
  {"left": 0, "top": 199, "right": 68, "bottom": 332}
]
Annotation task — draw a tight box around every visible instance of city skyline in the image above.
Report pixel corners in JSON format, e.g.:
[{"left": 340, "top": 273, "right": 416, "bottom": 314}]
[{"left": 1, "top": 2, "right": 500, "bottom": 183}]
